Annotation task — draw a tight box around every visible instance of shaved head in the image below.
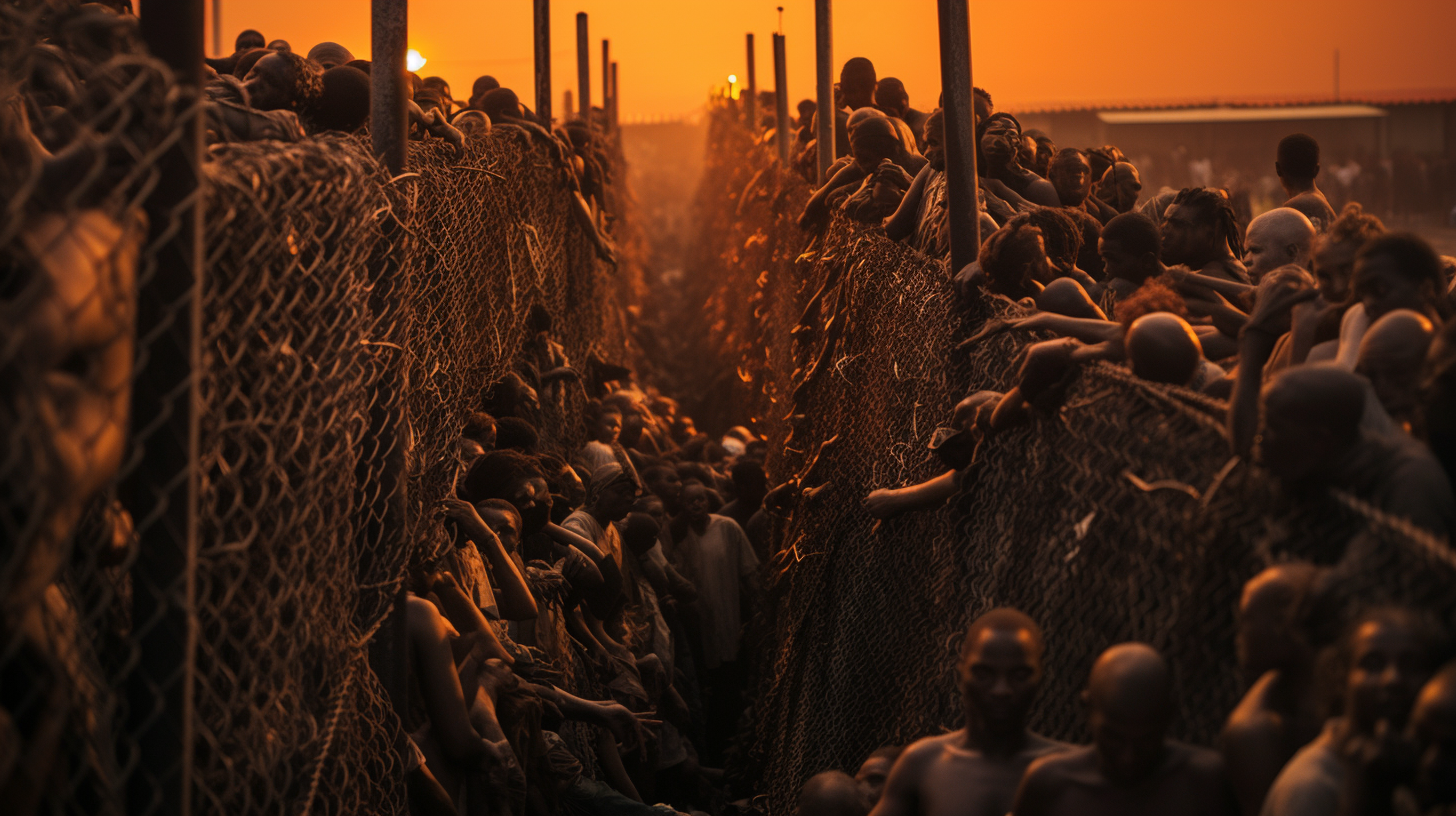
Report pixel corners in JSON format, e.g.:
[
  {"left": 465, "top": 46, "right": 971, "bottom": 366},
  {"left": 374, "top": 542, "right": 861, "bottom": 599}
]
[
  {"left": 307, "top": 42, "right": 354, "bottom": 70},
  {"left": 1259, "top": 366, "right": 1366, "bottom": 482},
  {"left": 1088, "top": 642, "right": 1172, "bottom": 721},
  {"left": 798, "top": 771, "right": 871, "bottom": 816},
  {"left": 1244, "top": 208, "right": 1316, "bottom": 282},
  {"left": 1358, "top": 309, "right": 1436, "bottom": 424},
  {"left": 1125, "top": 312, "right": 1203, "bottom": 386}
]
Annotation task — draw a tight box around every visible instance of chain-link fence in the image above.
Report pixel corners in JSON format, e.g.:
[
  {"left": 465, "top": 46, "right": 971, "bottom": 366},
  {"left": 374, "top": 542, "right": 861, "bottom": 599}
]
[
  {"left": 682, "top": 106, "right": 1456, "bottom": 815},
  {"left": 2, "top": 3, "right": 639, "bottom": 812}
]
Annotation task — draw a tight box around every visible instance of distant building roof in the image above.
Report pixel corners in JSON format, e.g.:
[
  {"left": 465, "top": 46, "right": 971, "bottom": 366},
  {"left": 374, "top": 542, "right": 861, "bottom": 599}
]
[
  {"left": 1098, "top": 104, "right": 1386, "bottom": 124},
  {"left": 1010, "top": 89, "right": 1456, "bottom": 115}
]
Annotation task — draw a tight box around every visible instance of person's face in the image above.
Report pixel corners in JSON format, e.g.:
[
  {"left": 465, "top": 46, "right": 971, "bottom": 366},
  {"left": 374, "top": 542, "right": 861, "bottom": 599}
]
[
  {"left": 959, "top": 627, "right": 1042, "bottom": 732},
  {"left": 1017, "top": 135, "right": 1038, "bottom": 170},
  {"left": 458, "top": 437, "right": 485, "bottom": 470},
  {"left": 972, "top": 95, "right": 992, "bottom": 129},
  {"left": 1312, "top": 238, "right": 1358, "bottom": 303},
  {"left": 923, "top": 123, "right": 945, "bottom": 172},
  {"left": 508, "top": 476, "right": 553, "bottom": 535},
  {"left": 597, "top": 479, "right": 638, "bottom": 522},
  {"left": 1345, "top": 619, "right": 1432, "bottom": 734},
  {"left": 854, "top": 756, "right": 894, "bottom": 805},
  {"left": 243, "top": 53, "right": 294, "bottom": 111},
  {"left": 1097, "top": 164, "right": 1143, "bottom": 213},
  {"left": 1242, "top": 226, "right": 1289, "bottom": 284},
  {"left": 478, "top": 506, "right": 521, "bottom": 553},
  {"left": 648, "top": 470, "right": 683, "bottom": 506},
  {"left": 980, "top": 121, "right": 1019, "bottom": 170},
  {"left": 1354, "top": 252, "right": 1431, "bottom": 322},
  {"left": 1089, "top": 706, "right": 1167, "bottom": 785},
  {"left": 1256, "top": 391, "right": 1330, "bottom": 484},
  {"left": 1097, "top": 238, "right": 1147, "bottom": 283},
  {"left": 851, "top": 134, "right": 897, "bottom": 173},
  {"left": 682, "top": 484, "right": 711, "bottom": 523},
  {"left": 1410, "top": 683, "right": 1456, "bottom": 807},
  {"left": 638, "top": 496, "right": 667, "bottom": 527},
  {"left": 1049, "top": 155, "right": 1092, "bottom": 205},
  {"left": 1159, "top": 203, "right": 1214, "bottom": 266},
  {"left": 595, "top": 411, "right": 622, "bottom": 444}
]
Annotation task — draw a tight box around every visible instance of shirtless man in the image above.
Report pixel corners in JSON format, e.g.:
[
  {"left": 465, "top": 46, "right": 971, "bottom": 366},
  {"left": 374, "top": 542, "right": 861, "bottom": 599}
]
[
  {"left": 1095, "top": 161, "right": 1143, "bottom": 214},
  {"left": 1243, "top": 208, "right": 1316, "bottom": 283},
  {"left": 1220, "top": 564, "right": 1327, "bottom": 816},
  {"left": 874, "top": 78, "right": 928, "bottom": 151},
  {"left": 1276, "top": 134, "right": 1337, "bottom": 232},
  {"left": 1161, "top": 187, "right": 1250, "bottom": 283},
  {"left": 980, "top": 114, "right": 1061, "bottom": 208},
  {"left": 1012, "top": 642, "right": 1236, "bottom": 816},
  {"left": 1094, "top": 212, "right": 1168, "bottom": 316},
  {"left": 871, "top": 608, "right": 1067, "bottom": 816}
]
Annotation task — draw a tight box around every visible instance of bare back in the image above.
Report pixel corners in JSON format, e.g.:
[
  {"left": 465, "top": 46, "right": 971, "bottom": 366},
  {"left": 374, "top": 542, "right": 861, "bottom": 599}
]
[{"left": 1013, "top": 742, "right": 1236, "bottom": 816}]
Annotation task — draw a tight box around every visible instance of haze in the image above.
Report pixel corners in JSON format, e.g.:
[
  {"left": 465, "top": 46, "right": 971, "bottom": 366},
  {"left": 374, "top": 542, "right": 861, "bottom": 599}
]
[{"left": 200, "top": 0, "right": 1456, "bottom": 117}]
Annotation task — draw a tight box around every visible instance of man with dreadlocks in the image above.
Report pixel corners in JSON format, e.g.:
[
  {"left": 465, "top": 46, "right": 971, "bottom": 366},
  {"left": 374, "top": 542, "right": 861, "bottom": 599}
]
[
  {"left": 1160, "top": 187, "right": 1250, "bottom": 284},
  {"left": 1048, "top": 148, "right": 1118, "bottom": 224}
]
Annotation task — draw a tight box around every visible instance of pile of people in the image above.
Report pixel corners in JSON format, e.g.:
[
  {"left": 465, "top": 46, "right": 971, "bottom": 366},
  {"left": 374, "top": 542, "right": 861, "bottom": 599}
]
[{"left": 750, "top": 56, "right": 1456, "bottom": 816}]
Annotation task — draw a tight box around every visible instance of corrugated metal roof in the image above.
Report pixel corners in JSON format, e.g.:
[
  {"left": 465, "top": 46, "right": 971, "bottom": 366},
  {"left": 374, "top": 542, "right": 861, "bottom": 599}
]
[
  {"left": 1010, "top": 89, "right": 1456, "bottom": 115},
  {"left": 1098, "top": 104, "right": 1387, "bottom": 124}
]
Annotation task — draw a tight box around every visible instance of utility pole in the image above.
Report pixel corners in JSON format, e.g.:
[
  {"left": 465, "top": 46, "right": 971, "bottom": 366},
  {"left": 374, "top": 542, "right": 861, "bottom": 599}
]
[
  {"left": 814, "top": 0, "right": 833, "bottom": 184},
  {"left": 937, "top": 0, "right": 981, "bottom": 272}
]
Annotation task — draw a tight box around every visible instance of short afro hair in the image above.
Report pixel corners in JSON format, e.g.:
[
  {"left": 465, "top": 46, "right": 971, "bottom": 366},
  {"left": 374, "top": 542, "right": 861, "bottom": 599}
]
[
  {"left": 958, "top": 607, "right": 1045, "bottom": 674},
  {"left": 460, "top": 450, "right": 543, "bottom": 503},
  {"left": 1101, "top": 211, "right": 1161, "bottom": 259},
  {"left": 1277, "top": 133, "right": 1321, "bottom": 181}
]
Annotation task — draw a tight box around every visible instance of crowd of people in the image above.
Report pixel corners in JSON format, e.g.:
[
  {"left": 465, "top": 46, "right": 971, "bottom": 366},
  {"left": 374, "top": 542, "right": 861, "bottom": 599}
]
[
  {"left": 728, "top": 56, "right": 1456, "bottom": 816},
  {"left": 11, "top": 4, "right": 1456, "bottom": 816}
]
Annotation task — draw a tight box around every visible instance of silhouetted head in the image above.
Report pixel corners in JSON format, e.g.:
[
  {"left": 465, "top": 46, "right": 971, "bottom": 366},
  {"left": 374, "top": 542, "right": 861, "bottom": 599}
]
[
  {"left": 1276, "top": 133, "right": 1321, "bottom": 185},
  {"left": 1357, "top": 309, "right": 1435, "bottom": 424},
  {"left": 244, "top": 50, "right": 324, "bottom": 115},
  {"left": 1354, "top": 233, "right": 1446, "bottom": 322},
  {"left": 306, "top": 41, "right": 354, "bottom": 70},
  {"left": 1097, "top": 161, "right": 1143, "bottom": 213},
  {"left": 839, "top": 57, "right": 877, "bottom": 109},
  {"left": 1237, "top": 563, "right": 1325, "bottom": 682},
  {"left": 848, "top": 114, "right": 900, "bottom": 173},
  {"left": 480, "top": 87, "right": 524, "bottom": 121},
  {"left": 313, "top": 65, "right": 370, "bottom": 133},
  {"left": 587, "top": 463, "right": 639, "bottom": 523},
  {"left": 922, "top": 108, "right": 945, "bottom": 171},
  {"left": 235, "top": 29, "right": 265, "bottom": 53},
  {"left": 873, "top": 77, "right": 909, "bottom": 118},
  {"left": 1162, "top": 187, "right": 1242, "bottom": 266},
  {"left": 855, "top": 746, "right": 902, "bottom": 806},
  {"left": 980, "top": 221, "right": 1050, "bottom": 298},
  {"left": 798, "top": 771, "right": 871, "bottom": 816},
  {"left": 1258, "top": 365, "right": 1366, "bottom": 484},
  {"left": 1085, "top": 643, "right": 1173, "bottom": 785},
  {"left": 266, "top": 39, "right": 291, "bottom": 53},
  {"left": 1313, "top": 202, "right": 1385, "bottom": 303},
  {"left": 1410, "top": 663, "right": 1456, "bottom": 808},
  {"left": 1099, "top": 212, "right": 1161, "bottom": 284},
  {"left": 972, "top": 86, "right": 993, "bottom": 128},
  {"left": 1125, "top": 312, "right": 1203, "bottom": 386},
  {"left": 1244, "top": 207, "right": 1316, "bottom": 282}
]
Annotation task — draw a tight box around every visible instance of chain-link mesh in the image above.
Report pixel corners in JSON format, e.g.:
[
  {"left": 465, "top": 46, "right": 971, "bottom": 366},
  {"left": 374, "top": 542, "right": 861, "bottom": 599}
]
[
  {"left": 683, "top": 106, "right": 1456, "bottom": 815},
  {"left": 2, "top": 2, "right": 642, "bottom": 811}
]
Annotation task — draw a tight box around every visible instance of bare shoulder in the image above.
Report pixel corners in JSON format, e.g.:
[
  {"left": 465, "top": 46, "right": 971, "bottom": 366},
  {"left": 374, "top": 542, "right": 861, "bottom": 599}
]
[
  {"left": 1221, "top": 674, "right": 1283, "bottom": 745},
  {"left": 1170, "top": 740, "right": 1229, "bottom": 782},
  {"left": 896, "top": 730, "right": 961, "bottom": 768},
  {"left": 1022, "top": 744, "right": 1096, "bottom": 782}
]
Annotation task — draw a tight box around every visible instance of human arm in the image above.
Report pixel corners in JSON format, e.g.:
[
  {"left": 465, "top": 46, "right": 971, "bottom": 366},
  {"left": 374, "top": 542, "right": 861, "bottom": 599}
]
[
  {"left": 425, "top": 571, "right": 514, "bottom": 664},
  {"left": 865, "top": 470, "right": 958, "bottom": 520},
  {"left": 442, "top": 499, "right": 537, "bottom": 621},
  {"left": 798, "top": 163, "right": 867, "bottom": 230},
  {"left": 883, "top": 162, "right": 933, "bottom": 241},
  {"left": 405, "top": 594, "right": 501, "bottom": 769},
  {"left": 1228, "top": 279, "right": 1318, "bottom": 457}
]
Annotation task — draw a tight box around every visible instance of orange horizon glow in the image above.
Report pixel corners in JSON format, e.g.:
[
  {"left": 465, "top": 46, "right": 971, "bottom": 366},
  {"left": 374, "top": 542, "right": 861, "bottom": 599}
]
[{"left": 194, "top": 0, "right": 1456, "bottom": 119}]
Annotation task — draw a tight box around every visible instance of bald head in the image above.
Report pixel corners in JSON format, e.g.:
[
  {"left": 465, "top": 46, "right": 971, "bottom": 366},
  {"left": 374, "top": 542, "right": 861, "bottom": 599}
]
[
  {"left": 1238, "top": 563, "right": 1324, "bottom": 678},
  {"left": 1358, "top": 309, "right": 1435, "bottom": 424},
  {"left": 1244, "top": 208, "right": 1315, "bottom": 282},
  {"left": 1259, "top": 366, "right": 1366, "bottom": 482},
  {"left": 874, "top": 77, "right": 909, "bottom": 118},
  {"left": 307, "top": 42, "right": 354, "bottom": 70},
  {"left": 1125, "top": 312, "right": 1203, "bottom": 386},
  {"left": 798, "top": 771, "right": 871, "bottom": 816},
  {"left": 1088, "top": 643, "right": 1172, "bottom": 721}
]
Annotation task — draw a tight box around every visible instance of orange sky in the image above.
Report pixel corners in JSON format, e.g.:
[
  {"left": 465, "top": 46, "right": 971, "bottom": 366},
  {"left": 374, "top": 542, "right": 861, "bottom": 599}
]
[{"left": 200, "top": 0, "right": 1456, "bottom": 118}]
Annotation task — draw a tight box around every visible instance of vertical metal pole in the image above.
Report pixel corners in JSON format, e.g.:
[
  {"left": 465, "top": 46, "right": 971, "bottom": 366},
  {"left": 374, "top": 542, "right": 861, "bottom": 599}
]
[
  {"left": 564, "top": 89, "right": 574, "bottom": 120},
  {"left": 745, "top": 33, "right": 757, "bottom": 127},
  {"left": 131, "top": 1, "right": 202, "bottom": 813},
  {"left": 576, "top": 12, "right": 589, "bottom": 121},
  {"left": 211, "top": 0, "right": 221, "bottom": 56},
  {"left": 367, "top": 0, "right": 410, "bottom": 737},
  {"left": 937, "top": 0, "right": 980, "bottom": 272},
  {"left": 601, "top": 39, "right": 610, "bottom": 120},
  {"left": 773, "top": 32, "right": 790, "bottom": 165},
  {"left": 534, "top": 0, "right": 552, "bottom": 127},
  {"left": 372, "top": 0, "right": 408, "bottom": 175},
  {"left": 610, "top": 61, "right": 619, "bottom": 130},
  {"left": 814, "top": 0, "right": 833, "bottom": 184}
]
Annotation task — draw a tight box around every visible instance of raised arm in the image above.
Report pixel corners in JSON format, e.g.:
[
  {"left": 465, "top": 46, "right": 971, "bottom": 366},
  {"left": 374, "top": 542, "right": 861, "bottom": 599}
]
[
  {"left": 443, "top": 499, "right": 537, "bottom": 621},
  {"left": 884, "top": 162, "right": 934, "bottom": 242}
]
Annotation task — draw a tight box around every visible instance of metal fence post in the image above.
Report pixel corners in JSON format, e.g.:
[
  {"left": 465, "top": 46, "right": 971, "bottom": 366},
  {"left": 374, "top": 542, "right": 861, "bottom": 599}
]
[
  {"left": 937, "top": 0, "right": 981, "bottom": 272},
  {"left": 211, "top": 0, "right": 222, "bottom": 56},
  {"left": 129, "top": 1, "right": 203, "bottom": 813},
  {"left": 534, "top": 0, "right": 551, "bottom": 127},
  {"left": 814, "top": 0, "right": 833, "bottom": 184},
  {"left": 601, "top": 38, "right": 610, "bottom": 124},
  {"left": 367, "top": 0, "right": 410, "bottom": 733},
  {"left": 610, "top": 61, "right": 619, "bottom": 130},
  {"left": 576, "top": 12, "right": 589, "bottom": 121},
  {"left": 773, "top": 32, "right": 790, "bottom": 165},
  {"left": 745, "top": 33, "right": 757, "bottom": 126}
]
